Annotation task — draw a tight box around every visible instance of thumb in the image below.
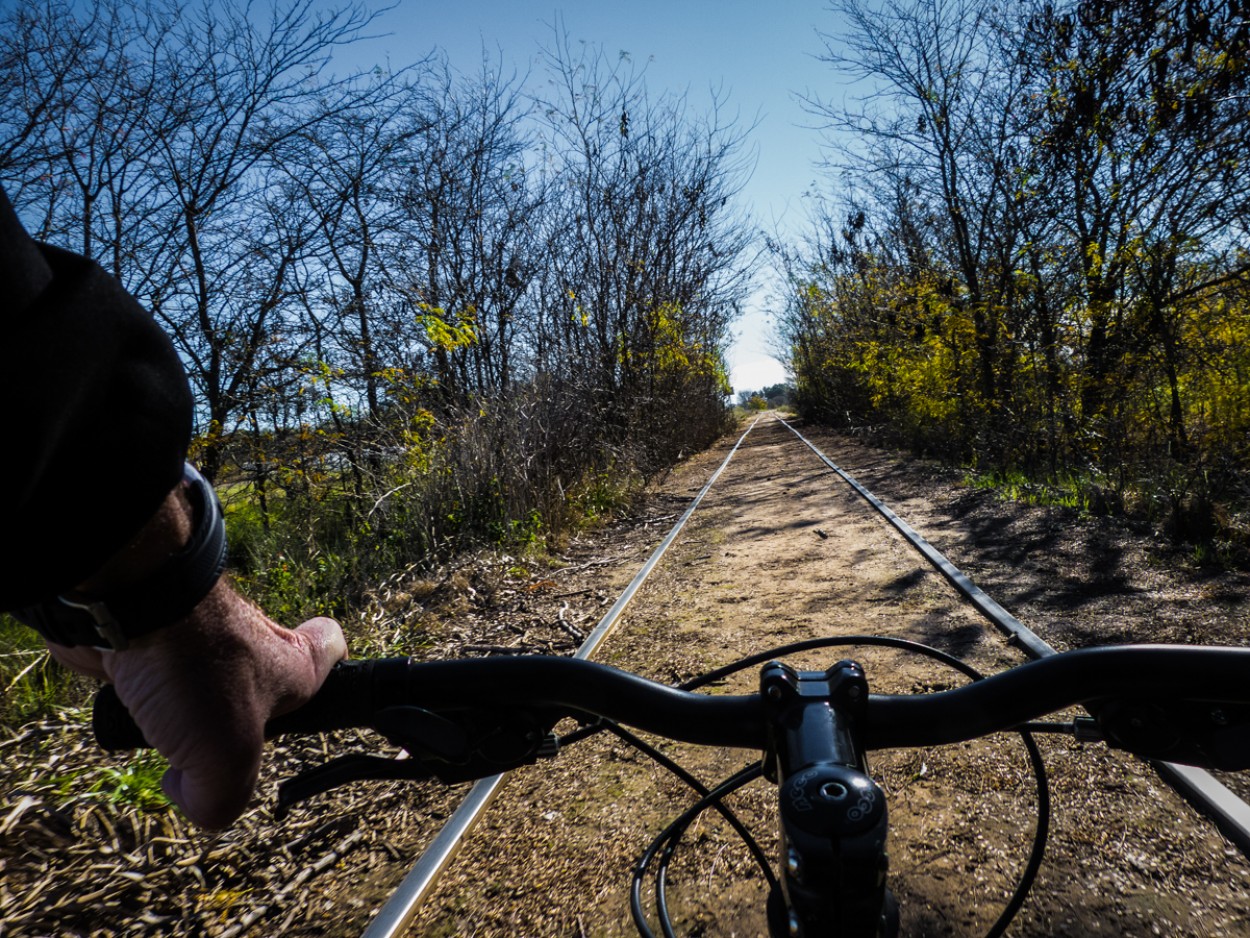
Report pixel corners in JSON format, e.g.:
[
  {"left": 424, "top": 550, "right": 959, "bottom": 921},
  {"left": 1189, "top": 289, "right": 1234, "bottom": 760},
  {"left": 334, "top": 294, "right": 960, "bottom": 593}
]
[
  {"left": 104, "top": 598, "right": 349, "bottom": 829},
  {"left": 271, "top": 616, "right": 349, "bottom": 716},
  {"left": 161, "top": 732, "right": 262, "bottom": 829},
  {"left": 166, "top": 615, "right": 347, "bottom": 827}
]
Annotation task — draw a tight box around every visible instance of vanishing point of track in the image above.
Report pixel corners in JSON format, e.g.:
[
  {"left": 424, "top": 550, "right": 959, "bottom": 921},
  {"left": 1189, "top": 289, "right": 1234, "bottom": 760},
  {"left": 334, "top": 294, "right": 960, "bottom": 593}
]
[{"left": 362, "top": 413, "right": 1250, "bottom": 937}]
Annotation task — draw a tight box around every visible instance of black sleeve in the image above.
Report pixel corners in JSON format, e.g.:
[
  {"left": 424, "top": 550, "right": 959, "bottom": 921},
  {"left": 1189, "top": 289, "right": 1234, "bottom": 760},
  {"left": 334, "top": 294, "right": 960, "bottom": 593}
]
[{"left": 0, "top": 185, "right": 193, "bottom": 609}]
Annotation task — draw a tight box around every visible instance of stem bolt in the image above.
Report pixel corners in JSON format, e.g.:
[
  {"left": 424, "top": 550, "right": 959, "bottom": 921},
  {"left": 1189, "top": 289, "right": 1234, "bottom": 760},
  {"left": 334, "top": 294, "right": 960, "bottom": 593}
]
[{"left": 786, "top": 847, "right": 802, "bottom": 880}]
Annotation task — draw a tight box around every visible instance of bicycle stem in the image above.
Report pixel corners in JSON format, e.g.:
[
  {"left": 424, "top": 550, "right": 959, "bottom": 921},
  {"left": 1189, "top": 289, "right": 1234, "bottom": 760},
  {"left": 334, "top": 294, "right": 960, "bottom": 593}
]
[{"left": 762, "top": 659, "right": 896, "bottom": 938}]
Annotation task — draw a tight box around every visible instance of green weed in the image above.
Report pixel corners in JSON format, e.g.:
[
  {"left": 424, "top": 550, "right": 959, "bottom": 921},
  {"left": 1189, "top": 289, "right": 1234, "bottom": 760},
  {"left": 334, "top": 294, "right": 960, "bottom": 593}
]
[
  {"left": 964, "top": 469, "right": 1092, "bottom": 512},
  {"left": 0, "top": 614, "right": 89, "bottom": 723},
  {"left": 86, "top": 755, "right": 172, "bottom": 811},
  {"left": 570, "top": 470, "right": 635, "bottom": 527},
  {"left": 36, "top": 749, "right": 172, "bottom": 813}
]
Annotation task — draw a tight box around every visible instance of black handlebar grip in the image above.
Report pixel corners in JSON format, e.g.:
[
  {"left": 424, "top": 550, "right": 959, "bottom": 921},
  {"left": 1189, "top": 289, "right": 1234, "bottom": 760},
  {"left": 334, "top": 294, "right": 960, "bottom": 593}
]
[
  {"left": 93, "top": 683, "right": 149, "bottom": 750},
  {"left": 90, "top": 658, "right": 411, "bottom": 752}
]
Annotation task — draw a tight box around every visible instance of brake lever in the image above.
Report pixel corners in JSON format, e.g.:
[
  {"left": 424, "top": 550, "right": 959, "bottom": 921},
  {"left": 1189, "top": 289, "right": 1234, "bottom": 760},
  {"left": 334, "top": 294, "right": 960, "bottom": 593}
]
[
  {"left": 374, "top": 706, "right": 473, "bottom": 763},
  {"left": 277, "top": 752, "right": 438, "bottom": 817},
  {"left": 1091, "top": 698, "right": 1250, "bottom": 770},
  {"left": 275, "top": 704, "right": 562, "bottom": 816}
]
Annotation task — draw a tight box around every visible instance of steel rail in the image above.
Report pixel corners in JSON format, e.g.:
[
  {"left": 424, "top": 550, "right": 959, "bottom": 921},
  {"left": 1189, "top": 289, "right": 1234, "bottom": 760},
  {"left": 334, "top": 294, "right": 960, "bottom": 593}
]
[
  {"left": 777, "top": 414, "right": 1250, "bottom": 859},
  {"left": 360, "top": 416, "right": 763, "bottom": 938},
  {"left": 776, "top": 417, "right": 1053, "bottom": 660}
]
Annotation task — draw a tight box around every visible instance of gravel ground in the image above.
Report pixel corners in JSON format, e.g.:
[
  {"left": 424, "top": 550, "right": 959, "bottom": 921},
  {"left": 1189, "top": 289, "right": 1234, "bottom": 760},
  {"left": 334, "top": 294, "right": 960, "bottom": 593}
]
[{"left": 3, "top": 413, "right": 1249, "bottom": 937}]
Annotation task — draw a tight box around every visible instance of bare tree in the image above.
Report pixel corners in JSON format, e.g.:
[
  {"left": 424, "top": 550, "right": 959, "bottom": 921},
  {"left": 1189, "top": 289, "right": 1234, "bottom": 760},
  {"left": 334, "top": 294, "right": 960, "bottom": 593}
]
[
  {"left": 128, "top": 0, "right": 380, "bottom": 478},
  {"left": 394, "top": 57, "right": 547, "bottom": 399},
  {"left": 283, "top": 71, "right": 430, "bottom": 424},
  {"left": 536, "top": 27, "right": 755, "bottom": 464}
]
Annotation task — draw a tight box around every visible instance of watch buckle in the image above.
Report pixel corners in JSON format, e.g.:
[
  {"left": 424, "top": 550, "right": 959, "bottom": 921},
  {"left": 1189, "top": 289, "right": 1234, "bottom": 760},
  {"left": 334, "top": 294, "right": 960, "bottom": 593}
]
[{"left": 58, "top": 597, "right": 129, "bottom": 651}]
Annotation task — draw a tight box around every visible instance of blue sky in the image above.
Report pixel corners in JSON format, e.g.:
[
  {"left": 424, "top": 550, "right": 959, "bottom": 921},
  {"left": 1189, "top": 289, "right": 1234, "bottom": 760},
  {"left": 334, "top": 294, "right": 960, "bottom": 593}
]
[{"left": 347, "top": 1, "right": 852, "bottom": 393}]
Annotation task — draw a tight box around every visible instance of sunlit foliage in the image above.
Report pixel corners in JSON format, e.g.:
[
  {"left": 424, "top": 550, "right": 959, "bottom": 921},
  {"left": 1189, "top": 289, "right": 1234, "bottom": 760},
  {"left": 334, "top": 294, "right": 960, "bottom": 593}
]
[{"left": 782, "top": 0, "right": 1250, "bottom": 548}]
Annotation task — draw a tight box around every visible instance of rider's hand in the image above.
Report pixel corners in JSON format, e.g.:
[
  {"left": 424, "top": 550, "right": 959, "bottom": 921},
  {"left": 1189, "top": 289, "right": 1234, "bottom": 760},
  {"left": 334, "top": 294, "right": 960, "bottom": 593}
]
[
  {"left": 43, "top": 481, "right": 348, "bottom": 829},
  {"left": 48, "top": 587, "right": 346, "bottom": 828}
]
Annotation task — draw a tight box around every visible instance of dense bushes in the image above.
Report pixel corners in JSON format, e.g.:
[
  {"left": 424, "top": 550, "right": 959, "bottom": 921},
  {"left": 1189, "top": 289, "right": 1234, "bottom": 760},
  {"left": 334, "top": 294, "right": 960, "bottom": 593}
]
[
  {"left": 779, "top": 0, "right": 1250, "bottom": 552},
  {"left": 220, "top": 379, "right": 736, "bottom": 625}
]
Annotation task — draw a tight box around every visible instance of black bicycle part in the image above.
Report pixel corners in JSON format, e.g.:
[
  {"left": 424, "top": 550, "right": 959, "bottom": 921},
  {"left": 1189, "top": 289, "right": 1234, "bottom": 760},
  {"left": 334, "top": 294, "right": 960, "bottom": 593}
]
[
  {"left": 670, "top": 634, "right": 1051, "bottom": 938},
  {"left": 94, "top": 647, "right": 1250, "bottom": 771},
  {"left": 597, "top": 636, "right": 1039, "bottom": 938},
  {"left": 90, "top": 645, "right": 1250, "bottom": 937},
  {"left": 759, "top": 658, "right": 896, "bottom": 938}
]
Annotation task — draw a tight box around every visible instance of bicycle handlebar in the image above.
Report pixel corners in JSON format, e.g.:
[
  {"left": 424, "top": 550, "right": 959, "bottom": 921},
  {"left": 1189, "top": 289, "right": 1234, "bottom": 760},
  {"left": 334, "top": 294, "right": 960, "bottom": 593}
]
[
  {"left": 94, "top": 644, "right": 1250, "bottom": 771},
  {"left": 89, "top": 644, "right": 1250, "bottom": 938},
  {"left": 869, "top": 644, "right": 1250, "bottom": 767}
]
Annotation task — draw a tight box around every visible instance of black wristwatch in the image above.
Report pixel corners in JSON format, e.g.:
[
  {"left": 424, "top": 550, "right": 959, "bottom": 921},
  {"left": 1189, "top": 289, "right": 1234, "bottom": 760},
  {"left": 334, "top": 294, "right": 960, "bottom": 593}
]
[{"left": 14, "top": 463, "right": 228, "bottom": 650}]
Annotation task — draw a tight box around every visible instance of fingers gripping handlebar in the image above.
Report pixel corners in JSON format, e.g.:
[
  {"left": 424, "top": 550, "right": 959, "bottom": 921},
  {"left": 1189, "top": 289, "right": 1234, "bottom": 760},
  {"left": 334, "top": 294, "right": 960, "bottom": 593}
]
[
  {"left": 92, "top": 657, "right": 773, "bottom": 809},
  {"left": 93, "top": 656, "right": 769, "bottom": 752},
  {"left": 95, "top": 645, "right": 1250, "bottom": 769},
  {"left": 91, "top": 645, "right": 1250, "bottom": 824}
]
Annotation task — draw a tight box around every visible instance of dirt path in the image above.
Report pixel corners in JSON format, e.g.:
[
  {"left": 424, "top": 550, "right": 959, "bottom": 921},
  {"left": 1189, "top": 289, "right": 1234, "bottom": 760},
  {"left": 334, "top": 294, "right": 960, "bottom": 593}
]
[
  {"left": 410, "top": 414, "right": 1250, "bottom": 937},
  {"left": 4, "top": 413, "right": 1250, "bottom": 936}
]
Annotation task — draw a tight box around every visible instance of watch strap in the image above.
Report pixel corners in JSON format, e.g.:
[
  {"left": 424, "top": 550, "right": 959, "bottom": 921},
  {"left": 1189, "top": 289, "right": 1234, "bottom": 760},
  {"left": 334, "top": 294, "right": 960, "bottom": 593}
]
[{"left": 14, "top": 463, "right": 227, "bottom": 650}]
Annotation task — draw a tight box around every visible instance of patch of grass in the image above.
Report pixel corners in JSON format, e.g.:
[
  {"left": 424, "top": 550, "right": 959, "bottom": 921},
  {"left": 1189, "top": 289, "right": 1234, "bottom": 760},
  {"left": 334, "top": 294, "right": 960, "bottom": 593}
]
[
  {"left": 568, "top": 469, "right": 637, "bottom": 528},
  {"left": 0, "top": 614, "right": 90, "bottom": 725},
  {"left": 963, "top": 469, "right": 1092, "bottom": 512},
  {"left": 223, "top": 494, "right": 356, "bottom": 626},
  {"left": 1187, "top": 538, "right": 1246, "bottom": 571},
  {"left": 85, "top": 754, "right": 172, "bottom": 811},
  {"left": 39, "top": 749, "right": 172, "bottom": 812},
  {"left": 492, "top": 509, "right": 544, "bottom": 551}
]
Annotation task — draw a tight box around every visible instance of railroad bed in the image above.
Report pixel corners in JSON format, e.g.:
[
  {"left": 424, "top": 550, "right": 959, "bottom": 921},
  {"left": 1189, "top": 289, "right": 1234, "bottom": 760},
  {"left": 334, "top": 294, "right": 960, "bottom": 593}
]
[
  {"left": 401, "top": 415, "right": 1250, "bottom": 937},
  {"left": 4, "top": 414, "right": 1249, "bottom": 936}
]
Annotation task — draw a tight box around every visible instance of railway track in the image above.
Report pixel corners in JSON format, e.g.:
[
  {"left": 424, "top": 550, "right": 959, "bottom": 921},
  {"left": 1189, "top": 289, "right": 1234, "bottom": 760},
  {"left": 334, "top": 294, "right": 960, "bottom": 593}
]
[
  {"left": 358, "top": 413, "right": 1250, "bottom": 937},
  {"left": 778, "top": 416, "right": 1250, "bottom": 858}
]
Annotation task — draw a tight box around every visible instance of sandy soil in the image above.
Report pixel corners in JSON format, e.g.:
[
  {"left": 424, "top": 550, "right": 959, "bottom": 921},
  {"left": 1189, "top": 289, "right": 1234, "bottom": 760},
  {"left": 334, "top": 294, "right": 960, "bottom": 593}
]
[
  {"left": 4, "top": 413, "right": 1249, "bottom": 937},
  {"left": 408, "top": 414, "right": 1250, "bottom": 938}
]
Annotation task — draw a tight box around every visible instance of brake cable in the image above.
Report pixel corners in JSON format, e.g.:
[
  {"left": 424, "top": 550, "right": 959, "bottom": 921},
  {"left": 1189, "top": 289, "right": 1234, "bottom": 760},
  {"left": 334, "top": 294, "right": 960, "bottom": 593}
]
[
  {"left": 571, "top": 635, "right": 1051, "bottom": 938},
  {"left": 630, "top": 763, "right": 766, "bottom": 938}
]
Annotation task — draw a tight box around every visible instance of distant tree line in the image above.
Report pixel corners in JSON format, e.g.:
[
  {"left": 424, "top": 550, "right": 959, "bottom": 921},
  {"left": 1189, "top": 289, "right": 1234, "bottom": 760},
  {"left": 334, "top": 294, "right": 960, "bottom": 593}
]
[
  {"left": 737, "top": 383, "right": 792, "bottom": 409},
  {"left": 778, "top": 0, "right": 1250, "bottom": 546},
  {"left": 0, "top": 0, "right": 754, "bottom": 614}
]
